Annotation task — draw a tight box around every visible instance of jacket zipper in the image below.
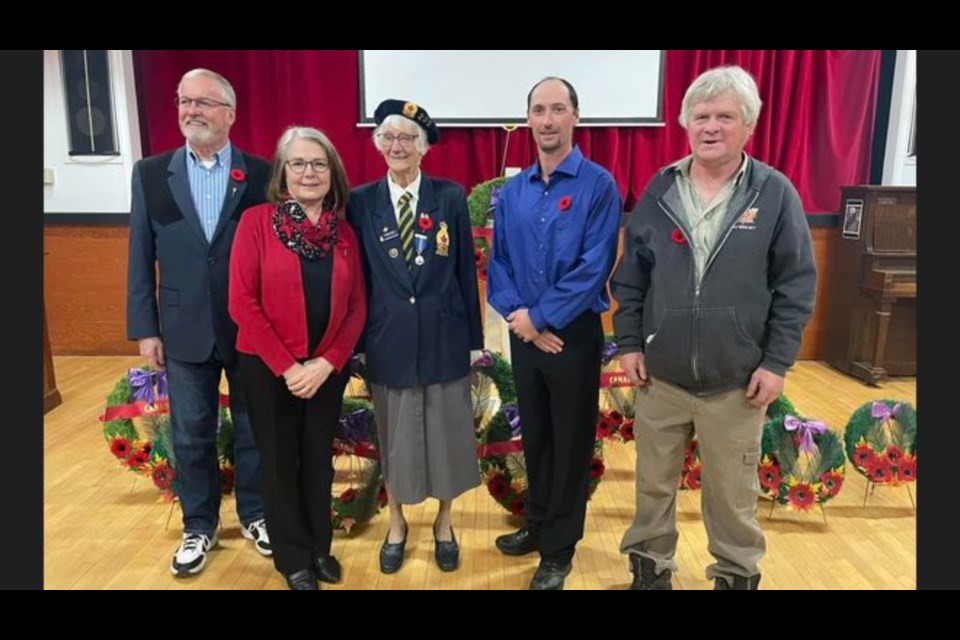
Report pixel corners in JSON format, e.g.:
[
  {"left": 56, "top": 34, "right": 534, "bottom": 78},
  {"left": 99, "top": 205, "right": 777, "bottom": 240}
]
[
  {"left": 702, "top": 190, "right": 761, "bottom": 280},
  {"left": 657, "top": 189, "right": 760, "bottom": 390},
  {"left": 657, "top": 199, "right": 700, "bottom": 385}
]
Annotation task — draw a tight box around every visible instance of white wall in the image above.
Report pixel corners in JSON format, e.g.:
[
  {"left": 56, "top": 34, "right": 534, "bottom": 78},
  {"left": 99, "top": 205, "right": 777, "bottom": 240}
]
[
  {"left": 43, "top": 50, "right": 142, "bottom": 214},
  {"left": 881, "top": 50, "right": 916, "bottom": 186}
]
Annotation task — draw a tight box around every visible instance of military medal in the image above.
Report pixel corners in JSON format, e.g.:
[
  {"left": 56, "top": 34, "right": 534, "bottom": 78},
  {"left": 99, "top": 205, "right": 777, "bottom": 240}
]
[
  {"left": 413, "top": 233, "right": 428, "bottom": 266},
  {"left": 435, "top": 221, "right": 450, "bottom": 257}
]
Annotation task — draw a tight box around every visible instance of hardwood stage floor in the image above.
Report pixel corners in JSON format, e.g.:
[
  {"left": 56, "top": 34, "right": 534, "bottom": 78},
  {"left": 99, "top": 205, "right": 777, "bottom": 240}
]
[{"left": 44, "top": 355, "right": 916, "bottom": 590}]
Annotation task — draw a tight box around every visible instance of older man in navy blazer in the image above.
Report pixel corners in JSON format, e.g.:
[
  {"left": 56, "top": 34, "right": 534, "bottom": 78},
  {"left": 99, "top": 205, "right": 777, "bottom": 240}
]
[{"left": 127, "top": 68, "right": 271, "bottom": 577}]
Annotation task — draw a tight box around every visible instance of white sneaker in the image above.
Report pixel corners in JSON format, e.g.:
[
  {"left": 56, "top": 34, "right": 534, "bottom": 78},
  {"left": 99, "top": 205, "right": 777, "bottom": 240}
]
[
  {"left": 170, "top": 531, "right": 218, "bottom": 576},
  {"left": 241, "top": 518, "right": 272, "bottom": 557}
]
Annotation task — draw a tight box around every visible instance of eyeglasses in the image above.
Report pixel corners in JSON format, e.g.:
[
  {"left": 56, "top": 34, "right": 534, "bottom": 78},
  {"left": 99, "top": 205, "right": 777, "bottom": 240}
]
[
  {"left": 286, "top": 159, "right": 331, "bottom": 174},
  {"left": 175, "top": 96, "right": 233, "bottom": 111},
  {"left": 377, "top": 132, "right": 419, "bottom": 147}
]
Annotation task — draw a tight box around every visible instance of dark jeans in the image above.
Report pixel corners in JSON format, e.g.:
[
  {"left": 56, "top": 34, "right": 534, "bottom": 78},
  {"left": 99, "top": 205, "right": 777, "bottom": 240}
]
[{"left": 166, "top": 350, "right": 263, "bottom": 536}]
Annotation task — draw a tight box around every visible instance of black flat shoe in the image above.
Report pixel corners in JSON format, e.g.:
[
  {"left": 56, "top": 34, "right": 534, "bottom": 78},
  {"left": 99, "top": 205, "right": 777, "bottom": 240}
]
[
  {"left": 379, "top": 523, "right": 408, "bottom": 574},
  {"left": 495, "top": 527, "right": 538, "bottom": 556},
  {"left": 284, "top": 567, "right": 319, "bottom": 590},
  {"left": 433, "top": 521, "right": 460, "bottom": 572},
  {"left": 314, "top": 554, "right": 342, "bottom": 584}
]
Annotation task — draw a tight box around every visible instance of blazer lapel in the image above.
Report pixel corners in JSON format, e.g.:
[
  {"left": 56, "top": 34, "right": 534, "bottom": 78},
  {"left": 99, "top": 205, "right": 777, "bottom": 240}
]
[
  {"left": 166, "top": 148, "right": 208, "bottom": 247},
  {"left": 371, "top": 180, "right": 414, "bottom": 291},
  {"left": 411, "top": 175, "right": 441, "bottom": 289},
  {"left": 210, "top": 144, "right": 248, "bottom": 247}
]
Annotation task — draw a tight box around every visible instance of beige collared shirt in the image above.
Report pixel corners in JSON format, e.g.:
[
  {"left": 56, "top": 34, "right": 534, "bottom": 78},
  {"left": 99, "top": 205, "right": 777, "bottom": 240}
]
[{"left": 672, "top": 153, "right": 749, "bottom": 282}]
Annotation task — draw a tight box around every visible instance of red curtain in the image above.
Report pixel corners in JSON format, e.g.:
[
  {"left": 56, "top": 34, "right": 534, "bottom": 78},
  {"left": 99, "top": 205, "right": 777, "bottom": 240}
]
[{"left": 135, "top": 50, "right": 880, "bottom": 213}]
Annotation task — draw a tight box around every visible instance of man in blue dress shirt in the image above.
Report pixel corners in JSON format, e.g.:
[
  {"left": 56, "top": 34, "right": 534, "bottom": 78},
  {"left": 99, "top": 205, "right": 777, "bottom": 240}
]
[{"left": 487, "top": 77, "right": 622, "bottom": 590}]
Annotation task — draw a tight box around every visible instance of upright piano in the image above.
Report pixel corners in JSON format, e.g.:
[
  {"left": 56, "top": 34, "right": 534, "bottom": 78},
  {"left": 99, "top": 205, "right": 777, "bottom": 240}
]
[{"left": 822, "top": 186, "right": 916, "bottom": 385}]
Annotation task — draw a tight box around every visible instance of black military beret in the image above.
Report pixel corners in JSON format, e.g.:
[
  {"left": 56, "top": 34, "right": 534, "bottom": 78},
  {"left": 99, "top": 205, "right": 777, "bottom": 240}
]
[{"left": 374, "top": 99, "right": 439, "bottom": 144}]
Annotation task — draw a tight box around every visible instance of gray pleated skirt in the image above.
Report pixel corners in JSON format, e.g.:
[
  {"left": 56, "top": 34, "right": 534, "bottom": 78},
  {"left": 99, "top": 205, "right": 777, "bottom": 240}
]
[{"left": 371, "top": 375, "right": 480, "bottom": 504}]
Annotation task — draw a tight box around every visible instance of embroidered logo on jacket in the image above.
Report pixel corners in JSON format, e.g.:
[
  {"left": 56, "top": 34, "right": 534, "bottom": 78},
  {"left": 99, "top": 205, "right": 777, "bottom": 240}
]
[{"left": 734, "top": 207, "right": 759, "bottom": 230}]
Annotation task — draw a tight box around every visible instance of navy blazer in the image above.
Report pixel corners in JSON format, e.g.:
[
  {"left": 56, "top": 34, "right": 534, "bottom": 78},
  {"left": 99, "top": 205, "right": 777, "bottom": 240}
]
[
  {"left": 126, "top": 145, "right": 271, "bottom": 365},
  {"left": 347, "top": 175, "right": 483, "bottom": 388}
]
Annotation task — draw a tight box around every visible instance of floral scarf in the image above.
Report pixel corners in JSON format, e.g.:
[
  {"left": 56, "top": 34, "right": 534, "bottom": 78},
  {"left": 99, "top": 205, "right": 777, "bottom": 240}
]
[{"left": 272, "top": 199, "right": 339, "bottom": 261}]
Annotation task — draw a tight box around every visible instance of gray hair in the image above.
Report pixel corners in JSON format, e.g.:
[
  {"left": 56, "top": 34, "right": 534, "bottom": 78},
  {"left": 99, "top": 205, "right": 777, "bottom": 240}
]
[
  {"left": 267, "top": 126, "right": 350, "bottom": 213},
  {"left": 373, "top": 114, "right": 430, "bottom": 154},
  {"left": 179, "top": 68, "right": 237, "bottom": 107},
  {"left": 679, "top": 66, "right": 762, "bottom": 129}
]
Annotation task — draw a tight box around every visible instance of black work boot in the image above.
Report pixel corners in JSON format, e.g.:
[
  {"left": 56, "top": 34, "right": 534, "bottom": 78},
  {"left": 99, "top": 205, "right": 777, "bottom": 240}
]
[
  {"left": 714, "top": 574, "right": 761, "bottom": 590},
  {"left": 627, "top": 555, "right": 672, "bottom": 590}
]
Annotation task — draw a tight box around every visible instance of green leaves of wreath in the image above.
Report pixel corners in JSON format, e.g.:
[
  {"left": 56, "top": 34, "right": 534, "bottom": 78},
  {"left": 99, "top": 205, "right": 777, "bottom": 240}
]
[
  {"left": 760, "top": 413, "right": 846, "bottom": 510},
  {"left": 100, "top": 362, "right": 386, "bottom": 532},
  {"left": 475, "top": 351, "right": 605, "bottom": 516},
  {"left": 100, "top": 367, "right": 234, "bottom": 501},
  {"left": 467, "top": 177, "right": 507, "bottom": 229},
  {"left": 843, "top": 399, "right": 916, "bottom": 486}
]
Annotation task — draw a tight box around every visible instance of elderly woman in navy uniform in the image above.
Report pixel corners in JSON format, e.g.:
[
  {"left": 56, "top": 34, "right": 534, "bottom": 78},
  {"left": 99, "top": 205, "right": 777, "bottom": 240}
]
[{"left": 347, "top": 99, "right": 482, "bottom": 573}]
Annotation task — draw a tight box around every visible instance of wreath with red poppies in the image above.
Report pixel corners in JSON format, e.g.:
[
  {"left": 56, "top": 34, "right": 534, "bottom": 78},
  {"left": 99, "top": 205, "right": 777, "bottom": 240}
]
[
  {"left": 467, "top": 177, "right": 508, "bottom": 282},
  {"left": 330, "top": 388, "right": 387, "bottom": 533},
  {"left": 476, "top": 351, "right": 605, "bottom": 516},
  {"left": 843, "top": 400, "right": 916, "bottom": 486},
  {"left": 658, "top": 396, "right": 798, "bottom": 492},
  {"left": 100, "top": 367, "right": 235, "bottom": 501},
  {"left": 598, "top": 340, "right": 636, "bottom": 444},
  {"left": 598, "top": 340, "right": 802, "bottom": 493},
  {"left": 100, "top": 361, "right": 388, "bottom": 532},
  {"left": 760, "top": 413, "right": 846, "bottom": 510}
]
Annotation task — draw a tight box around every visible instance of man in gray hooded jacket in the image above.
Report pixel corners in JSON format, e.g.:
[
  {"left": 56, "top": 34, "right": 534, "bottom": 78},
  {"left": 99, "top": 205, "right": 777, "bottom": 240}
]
[{"left": 611, "top": 65, "right": 816, "bottom": 590}]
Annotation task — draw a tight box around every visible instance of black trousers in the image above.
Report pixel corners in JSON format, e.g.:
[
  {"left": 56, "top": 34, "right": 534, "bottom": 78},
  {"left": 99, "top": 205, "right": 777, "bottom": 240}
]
[
  {"left": 239, "top": 353, "right": 349, "bottom": 574},
  {"left": 509, "top": 312, "right": 603, "bottom": 564}
]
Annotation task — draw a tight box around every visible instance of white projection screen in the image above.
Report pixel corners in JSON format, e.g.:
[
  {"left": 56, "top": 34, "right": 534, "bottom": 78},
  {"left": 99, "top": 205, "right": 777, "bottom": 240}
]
[{"left": 359, "top": 50, "right": 665, "bottom": 127}]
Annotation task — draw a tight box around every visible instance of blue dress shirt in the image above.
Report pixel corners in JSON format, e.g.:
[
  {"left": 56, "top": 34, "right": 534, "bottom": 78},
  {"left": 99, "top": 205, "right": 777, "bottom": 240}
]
[{"left": 488, "top": 146, "right": 622, "bottom": 332}]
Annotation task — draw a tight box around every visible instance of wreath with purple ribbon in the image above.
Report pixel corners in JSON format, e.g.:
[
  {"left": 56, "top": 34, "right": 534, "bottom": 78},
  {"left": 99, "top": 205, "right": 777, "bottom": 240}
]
[
  {"left": 100, "top": 361, "right": 387, "bottom": 531},
  {"left": 330, "top": 388, "right": 387, "bottom": 533},
  {"left": 599, "top": 340, "right": 802, "bottom": 493},
  {"left": 843, "top": 400, "right": 917, "bottom": 486},
  {"left": 760, "top": 412, "right": 846, "bottom": 510},
  {"left": 100, "top": 367, "right": 235, "bottom": 500},
  {"left": 677, "top": 394, "right": 800, "bottom": 492}
]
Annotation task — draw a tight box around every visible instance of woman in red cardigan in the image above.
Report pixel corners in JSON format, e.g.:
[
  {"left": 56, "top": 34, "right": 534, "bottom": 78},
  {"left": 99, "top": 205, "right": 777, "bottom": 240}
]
[{"left": 229, "top": 126, "right": 366, "bottom": 590}]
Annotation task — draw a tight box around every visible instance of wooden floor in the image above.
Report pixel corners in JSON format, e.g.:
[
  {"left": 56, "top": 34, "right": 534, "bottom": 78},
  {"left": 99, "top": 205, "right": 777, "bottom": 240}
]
[{"left": 44, "top": 354, "right": 916, "bottom": 590}]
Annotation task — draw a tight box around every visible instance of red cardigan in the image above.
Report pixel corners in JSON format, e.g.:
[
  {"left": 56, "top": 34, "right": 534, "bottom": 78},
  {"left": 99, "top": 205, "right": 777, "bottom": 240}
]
[{"left": 229, "top": 203, "right": 367, "bottom": 377}]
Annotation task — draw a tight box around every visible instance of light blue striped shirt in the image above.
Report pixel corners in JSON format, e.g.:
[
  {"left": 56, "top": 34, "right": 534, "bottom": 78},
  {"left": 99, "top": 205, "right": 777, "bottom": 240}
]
[{"left": 186, "top": 142, "right": 232, "bottom": 242}]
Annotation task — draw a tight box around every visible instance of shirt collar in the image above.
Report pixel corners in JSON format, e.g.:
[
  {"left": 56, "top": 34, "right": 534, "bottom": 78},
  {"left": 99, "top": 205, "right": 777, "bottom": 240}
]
[
  {"left": 387, "top": 170, "right": 422, "bottom": 204},
  {"left": 526, "top": 145, "right": 584, "bottom": 182},
  {"left": 187, "top": 140, "right": 231, "bottom": 167}
]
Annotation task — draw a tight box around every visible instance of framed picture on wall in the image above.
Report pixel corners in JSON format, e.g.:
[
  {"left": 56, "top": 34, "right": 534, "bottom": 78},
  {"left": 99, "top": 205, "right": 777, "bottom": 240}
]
[{"left": 842, "top": 199, "right": 864, "bottom": 239}]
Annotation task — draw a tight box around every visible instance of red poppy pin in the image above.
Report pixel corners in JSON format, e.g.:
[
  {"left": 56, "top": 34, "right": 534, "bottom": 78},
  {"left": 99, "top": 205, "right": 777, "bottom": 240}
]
[
  {"left": 671, "top": 228, "right": 688, "bottom": 245},
  {"left": 558, "top": 196, "right": 572, "bottom": 212},
  {"left": 418, "top": 212, "right": 433, "bottom": 232},
  {"left": 230, "top": 168, "right": 245, "bottom": 182}
]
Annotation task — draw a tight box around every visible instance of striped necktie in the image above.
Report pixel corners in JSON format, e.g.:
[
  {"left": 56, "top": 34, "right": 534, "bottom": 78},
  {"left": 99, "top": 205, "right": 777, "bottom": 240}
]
[{"left": 397, "top": 191, "right": 415, "bottom": 267}]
